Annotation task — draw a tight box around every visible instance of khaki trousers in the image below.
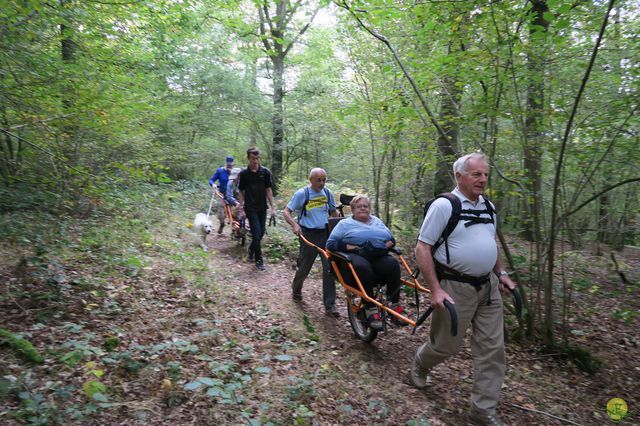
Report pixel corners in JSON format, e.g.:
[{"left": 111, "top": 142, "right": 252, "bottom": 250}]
[{"left": 415, "top": 274, "right": 505, "bottom": 414}]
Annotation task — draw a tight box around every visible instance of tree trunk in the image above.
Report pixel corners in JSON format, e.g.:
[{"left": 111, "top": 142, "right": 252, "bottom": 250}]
[
  {"left": 522, "top": 0, "right": 548, "bottom": 243},
  {"left": 59, "top": 0, "right": 80, "bottom": 191},
  {"left": 270, "top": 54, "right": 284, "bottom": 193},
  {"left": 384, "top": 142, "right": 397, "bottom": 226},
  {"left": 258, "top": 0, "right": 318, "bottom": 195},
  {"left": 434, "top": 57, "right": 461, "bottom": 195}
]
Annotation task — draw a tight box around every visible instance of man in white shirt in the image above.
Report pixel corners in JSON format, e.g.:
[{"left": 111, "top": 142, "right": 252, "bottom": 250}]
[{"left": 410, "top": 153, "right": 516, "bottom": 426}]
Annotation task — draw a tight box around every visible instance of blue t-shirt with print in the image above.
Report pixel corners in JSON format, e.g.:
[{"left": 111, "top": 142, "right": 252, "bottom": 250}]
[{"left": 287, "top": 186, "right": 336, "bottom": 229}]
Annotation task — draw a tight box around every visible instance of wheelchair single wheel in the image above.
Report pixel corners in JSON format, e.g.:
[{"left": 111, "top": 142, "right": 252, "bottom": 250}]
[{"left": 346, "top": 295, "right": 378, "bottom": 343}]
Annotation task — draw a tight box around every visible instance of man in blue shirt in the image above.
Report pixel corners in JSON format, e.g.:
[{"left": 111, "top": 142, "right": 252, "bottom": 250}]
[
  {"left": 283, "top": 168, "right": 339, "bottom": 317},
  {"left": 209, "top": 156, "right": 235, "bottom": 234}
]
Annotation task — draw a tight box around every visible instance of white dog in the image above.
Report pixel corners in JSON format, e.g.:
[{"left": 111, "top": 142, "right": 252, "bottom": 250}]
[{"left": 193, "top": 213, "right": 214, "bottom": 251}]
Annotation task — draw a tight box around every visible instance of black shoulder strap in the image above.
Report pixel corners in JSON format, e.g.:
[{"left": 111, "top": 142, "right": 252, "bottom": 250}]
[
  {"left": 484, "top": 197, "right": 495, "bottom": 218},
  {"left": 428, "top": 193, "right": 461, "bottom": 261},
  {"left": 438, "top": 192, "right": 462, "bottom": 242},
  {"left": 300, "top": 187, "right": 310, "bottom": 217}
]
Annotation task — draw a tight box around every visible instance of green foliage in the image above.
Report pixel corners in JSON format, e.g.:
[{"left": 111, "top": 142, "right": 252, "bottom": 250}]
[
  {"left": 286, "top": 376, "right": 315, "bottom": 402},
  {"left": 558, "top": 344, "right": 602, "bottom": 374},
  {"left": 82, "top": 380, "right": 107, "bottom": 401},
  {"left": 166, "top": 361, "right": 182, "bottom": 382},
  {"left": 0, "top": 329, "right": 44, "bottom": 364},
  {"left": 293, "top": 404, "right": 316, "bottom": 425},
  {"left": 103, "top": 336, "right": 120, "bottom": 352},
  {"left": 302, "top": 314, "right": 320, "bottom": 342},
  {"left": 612, "top": 309, "right": 639, "bottom": 325},
  {"left": 262, "top": 227, "right": 299, "bottom": 261}
]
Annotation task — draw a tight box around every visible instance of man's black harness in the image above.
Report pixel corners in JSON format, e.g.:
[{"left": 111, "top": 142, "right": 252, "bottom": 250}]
[{"left": 435, "top": 262, "right": 490, "bottom": 290}]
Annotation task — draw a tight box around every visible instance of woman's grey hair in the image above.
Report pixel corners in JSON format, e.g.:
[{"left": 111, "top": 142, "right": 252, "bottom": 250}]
[
  {"left": 349, "top": 194, "right": 370, "bottom": 210},
  {"left": 453, "top": 152, "right": 489, "bottom": 176}
]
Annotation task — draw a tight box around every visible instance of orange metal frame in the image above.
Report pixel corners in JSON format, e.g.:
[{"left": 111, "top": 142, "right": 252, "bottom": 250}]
[
  {"left": 298, "top": 233, "right": 430, "bottom": 327},
  {"left": 214, "top": 189, "right": 234, "bottom": 226}
]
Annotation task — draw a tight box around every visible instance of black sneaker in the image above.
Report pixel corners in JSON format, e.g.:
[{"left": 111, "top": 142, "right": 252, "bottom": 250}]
[
  {"left": 256, "top": 259, "right": 265, "bottom": 271},
  {"left": 292, "top": 292, "right": 303, "bottom": 302},
  {"left": 325, "top": 305, "right": 340, "bottom": 318},
  {"left": 365, "top": 308, "right": 383, "bottom": 331}
]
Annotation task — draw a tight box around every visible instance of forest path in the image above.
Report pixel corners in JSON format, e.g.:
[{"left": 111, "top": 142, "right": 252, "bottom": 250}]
[
  {"left": 189, "top": 223, "right": 586, "bottom": 425},
  {"left": 2, "top": 201, "right": 633, "bottom": 425}
]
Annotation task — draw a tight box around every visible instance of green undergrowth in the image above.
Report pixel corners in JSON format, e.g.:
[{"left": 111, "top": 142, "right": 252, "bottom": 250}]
[
  {"left": 0, "top": 179, "right": 327, "bottom": 424},
  {"left": 0, "top": 329, "right": 44, "bottom": 364},
  {"left": 0, "top": 180, "right": 227, "bottom": 423}
]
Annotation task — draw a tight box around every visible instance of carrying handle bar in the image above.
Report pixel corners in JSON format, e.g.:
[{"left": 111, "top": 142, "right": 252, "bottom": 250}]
[
  {"left": 413, "top": 299, "right": 457, "bottom": 337},
  {"left": 510, "top": 287, "right": 523, "bottom": 319}
]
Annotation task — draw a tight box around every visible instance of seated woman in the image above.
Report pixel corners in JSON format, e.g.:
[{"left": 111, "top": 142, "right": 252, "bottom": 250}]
[
  {"left": 326, "top": 195, "right": 404, "bottom": 330},
  {"left": 225, "top": 167, "right": 242, "bottom": 206}
]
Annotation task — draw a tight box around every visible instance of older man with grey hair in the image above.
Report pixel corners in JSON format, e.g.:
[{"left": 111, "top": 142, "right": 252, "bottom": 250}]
[
  {"left": 283, "top": 168, "right": 339, "bottom": 317},
  {"left": 410, "top": 152, "right": 517, "bottom": 426}
]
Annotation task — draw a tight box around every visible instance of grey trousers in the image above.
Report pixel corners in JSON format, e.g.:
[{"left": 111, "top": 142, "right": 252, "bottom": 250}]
[
  {"left": 415, "top": 274, "right": 505, "bottom": 414},
  {"left": 291, "top": 227, "right": 336, "bottom": 309}
]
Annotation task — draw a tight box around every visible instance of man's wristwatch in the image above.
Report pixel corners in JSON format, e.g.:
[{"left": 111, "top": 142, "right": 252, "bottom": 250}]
[{"left": 498, "top": 270, "right": 509, "bottom": 278}]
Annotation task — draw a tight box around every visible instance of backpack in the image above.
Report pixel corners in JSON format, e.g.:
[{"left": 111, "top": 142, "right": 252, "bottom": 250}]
[
  {"left": 423, "top": 192, "right": 495, "bottom": 264},
  {"left": 300, "top": 187, "right": 331, "bottom": 217}
]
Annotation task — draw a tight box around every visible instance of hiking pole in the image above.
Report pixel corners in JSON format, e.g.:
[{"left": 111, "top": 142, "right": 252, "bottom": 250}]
[{"left": 412, "top": 300, "right": 458, "bottom": 337}]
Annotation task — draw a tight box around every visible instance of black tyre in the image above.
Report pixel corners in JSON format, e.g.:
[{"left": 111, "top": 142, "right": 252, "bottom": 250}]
[{"left": 346, "top": 296, "right": 378, "bottom": 342}]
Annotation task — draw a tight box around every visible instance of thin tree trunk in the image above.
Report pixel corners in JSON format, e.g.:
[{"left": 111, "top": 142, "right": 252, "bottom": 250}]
[
  {"left": 547, "top": 0, "right": 615, "bottom": 347},
  {"left": 434, "top": 70, "right": 461, "bottom": 195}
]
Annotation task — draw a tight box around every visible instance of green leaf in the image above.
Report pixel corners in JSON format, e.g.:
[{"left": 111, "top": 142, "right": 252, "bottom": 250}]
[
  {"left": 83, "top": 380, "right": 107, "bottom": 400},
  {"left": 254, "top": 366, "right": 271, "bottom": 374},
  {"left": 184, "top": 381, "right": 202, "bottom": 391},
  {"left": 92, "top": 392, "right": 109, "bottom": 402},
  {"left": 197, "top": 377, "right": 216, "bottom": 386},
  {"left": 274, "top": 354, "right": 293, "bottom": 362},
  {"left": 206, "top": 386, "right": 222, "bottom": 397}
]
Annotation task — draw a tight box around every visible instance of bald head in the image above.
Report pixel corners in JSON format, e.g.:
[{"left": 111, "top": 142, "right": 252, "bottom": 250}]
[
  {"left": 308, "top": 168, "right": 326, "bottom": 179},
  {"left": 308, "top": 168, "right": 327, "bottom": 192}
]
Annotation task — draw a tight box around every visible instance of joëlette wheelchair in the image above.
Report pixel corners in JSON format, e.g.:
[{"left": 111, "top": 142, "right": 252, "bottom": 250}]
[
  {"left": 214, "top": 189, "right": 247, "bottom": 246},
  {"left": 298, "top": 194, "right": 458, "bottom": 343}
]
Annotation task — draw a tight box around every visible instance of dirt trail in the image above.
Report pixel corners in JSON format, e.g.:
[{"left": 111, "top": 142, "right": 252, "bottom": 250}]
[
  {"left": 193, "top": 230, "right": 598, "bottom": 425},
  {"left": 3, "top": 212, "right": 636, "bottom": 425}
]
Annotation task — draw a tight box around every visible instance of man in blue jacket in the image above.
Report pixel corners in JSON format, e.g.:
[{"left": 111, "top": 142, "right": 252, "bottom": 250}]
[{"left": 209, "top": 156, "right": 234, "bottom": 234}]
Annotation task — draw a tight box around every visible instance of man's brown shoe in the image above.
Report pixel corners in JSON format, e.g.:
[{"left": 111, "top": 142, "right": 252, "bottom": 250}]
[
  {"left": 468, "top": 408, "right": 503, "bottom": 426},
  {"left": 408, "top": 352, "right": 431, "bottom": 389}
]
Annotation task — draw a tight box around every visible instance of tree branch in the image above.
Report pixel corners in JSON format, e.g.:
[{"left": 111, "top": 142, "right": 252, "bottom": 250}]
[
  {"left": 510, "top": 403, "right": 582, "bottom": 425},
  {"left": 334, "top": 0, "right": 450, "bottom": 142},
  {"left": 283, "top": 7, "right": 319, "bottom": 57},
  {"left": 561, "top": 177, "right": 640, "bottom": 219}
]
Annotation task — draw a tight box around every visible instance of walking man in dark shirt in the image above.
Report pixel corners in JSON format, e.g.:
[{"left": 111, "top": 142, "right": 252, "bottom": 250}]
[{"left": 237, "top": 147, "right": 276, "bottom": 271}]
